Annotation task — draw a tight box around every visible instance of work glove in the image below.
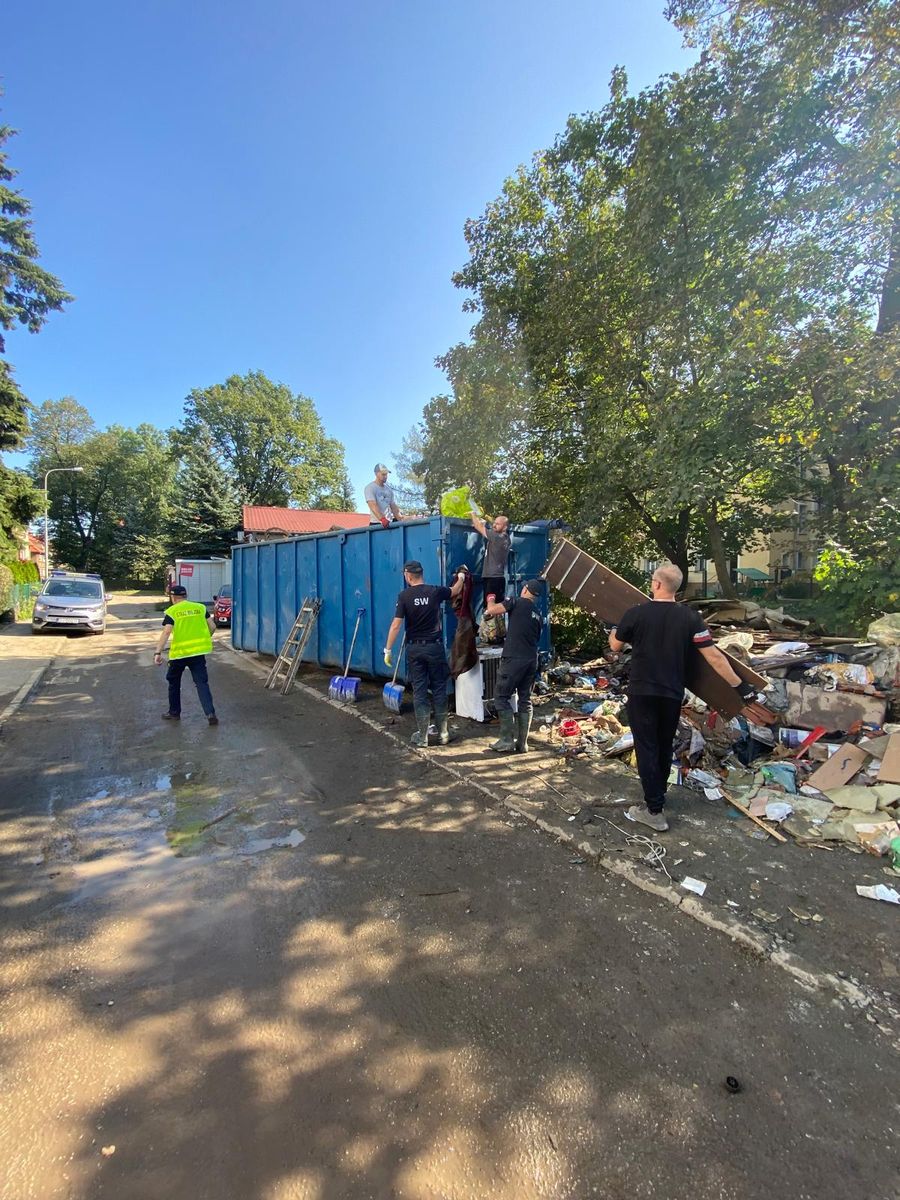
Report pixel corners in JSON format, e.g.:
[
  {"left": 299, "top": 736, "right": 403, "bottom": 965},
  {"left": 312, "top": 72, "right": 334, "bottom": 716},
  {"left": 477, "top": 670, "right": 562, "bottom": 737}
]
[
  {"left": 383, "top": 647, "right": 393, "bottom": 668},
  {"left": 736, "top": 680, "right": 758, "bottom": 702},
  {"left": 380, "top": 515, "right": 390, "bottom": 528}
]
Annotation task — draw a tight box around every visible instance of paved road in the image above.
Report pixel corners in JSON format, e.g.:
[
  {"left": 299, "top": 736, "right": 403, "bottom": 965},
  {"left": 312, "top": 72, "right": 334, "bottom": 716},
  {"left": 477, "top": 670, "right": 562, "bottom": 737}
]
[{"left": 0, "top": 595, "right": 897, "bottom": 1200}]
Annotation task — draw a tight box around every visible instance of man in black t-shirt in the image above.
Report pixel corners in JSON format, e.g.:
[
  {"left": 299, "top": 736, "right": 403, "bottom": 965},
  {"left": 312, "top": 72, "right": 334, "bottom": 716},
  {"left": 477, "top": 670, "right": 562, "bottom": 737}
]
[
  {"left": 483, "top": 578, "right": 545, "bottom": 754},
  {"left": 609, "top": 563, "right": 756, "bottom": 832},
  {"left": 384, "top": 560, "right": 465, "bottom": 747}
]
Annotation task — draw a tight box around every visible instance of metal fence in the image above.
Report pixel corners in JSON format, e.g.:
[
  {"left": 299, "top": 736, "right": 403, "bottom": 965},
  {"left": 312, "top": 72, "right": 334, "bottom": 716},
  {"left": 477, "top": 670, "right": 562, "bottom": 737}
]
[{"left": 4, "top": 583, "right": 39, "bottom": 619}]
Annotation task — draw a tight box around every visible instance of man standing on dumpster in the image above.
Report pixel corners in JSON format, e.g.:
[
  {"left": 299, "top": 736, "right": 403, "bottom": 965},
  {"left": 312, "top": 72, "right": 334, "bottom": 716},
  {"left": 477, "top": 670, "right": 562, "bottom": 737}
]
[
  {"left": 154, "top": 584, "right": 219, "bottom": 725},
  {"left": 365, "top": 463, "right": 402, "bottom": 527},
  {"left": 483, "top": 578, "right": 545, "bottom": 754},
  {"left": 469, "top": 511, "right": 510, "bottom": 607},
  {"left": 608, "top": 563, "right": 756, "bottom": 832},
  {"left": 384, "top": 561, "right": 465, "bottom": 748}
]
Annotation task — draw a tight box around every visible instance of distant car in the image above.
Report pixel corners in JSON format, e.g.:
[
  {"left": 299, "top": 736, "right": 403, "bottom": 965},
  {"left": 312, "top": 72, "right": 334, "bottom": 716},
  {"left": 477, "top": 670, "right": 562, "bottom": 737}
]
[
  {"left": 212, "top": 583, "right": 232, "bottom": 627},
  {"left": 32, "top": 572, "right": 108, "bottom": 635}
]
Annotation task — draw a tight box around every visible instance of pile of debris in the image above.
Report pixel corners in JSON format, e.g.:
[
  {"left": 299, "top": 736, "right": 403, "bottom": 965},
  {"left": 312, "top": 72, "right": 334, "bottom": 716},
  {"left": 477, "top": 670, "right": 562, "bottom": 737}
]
[{"left": 536, "top": 611, "right": 900, "bottom": 872}]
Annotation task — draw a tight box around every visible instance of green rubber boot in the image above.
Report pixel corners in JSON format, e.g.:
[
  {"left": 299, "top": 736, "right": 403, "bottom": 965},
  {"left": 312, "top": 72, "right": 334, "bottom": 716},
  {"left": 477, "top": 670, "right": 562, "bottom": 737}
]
[
  {"left": 490, "top": 709, "right": 517, "bottom": 753},
  {"left": 435, "top": 706, "right": 452, "bottom": 745},
  {"left": 410, "top": 705, "right": 431, "bottom": 748},
  {"left": 515, "top": 710, "right": 533, "bottom": 753}
]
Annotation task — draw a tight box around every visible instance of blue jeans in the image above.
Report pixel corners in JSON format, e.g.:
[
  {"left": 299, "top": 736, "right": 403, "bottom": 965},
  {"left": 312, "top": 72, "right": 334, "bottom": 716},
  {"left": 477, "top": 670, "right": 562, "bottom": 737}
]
[
  {"left": 407, "top": 642, "right": 450, "bottom": 714},
  {"left": 166, "top": 655, "right": 215, "bottom": 717}
]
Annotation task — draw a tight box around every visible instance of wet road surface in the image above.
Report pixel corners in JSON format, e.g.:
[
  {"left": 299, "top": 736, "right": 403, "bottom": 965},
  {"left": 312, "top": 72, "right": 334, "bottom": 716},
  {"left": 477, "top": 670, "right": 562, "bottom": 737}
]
[{"left": 0, "top": 595, "right": 897, "bottom": 1200}]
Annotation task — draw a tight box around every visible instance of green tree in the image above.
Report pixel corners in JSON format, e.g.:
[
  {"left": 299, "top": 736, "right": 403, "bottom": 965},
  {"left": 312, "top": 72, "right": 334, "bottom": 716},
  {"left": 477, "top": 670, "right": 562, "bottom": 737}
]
[
  {"left": 178, "top": 371, "right": 349, "bottom": 507},
  {"left": 0, "top": 121, "right": 71, "bottom": 550},
  {"left": 27, "top": 400, "right": 179, "bottom": 583},
  {"left": 167, "top": 433, "right": 241, "bottom": 560}
]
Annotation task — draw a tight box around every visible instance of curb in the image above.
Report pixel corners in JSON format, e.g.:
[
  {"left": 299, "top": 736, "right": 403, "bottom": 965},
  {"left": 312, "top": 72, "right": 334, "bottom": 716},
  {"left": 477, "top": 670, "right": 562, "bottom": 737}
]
[
  {"left": 226, "top": 646, "right": 900, "bottom": 1041},
  {"left": 0, "top": 659, "right": 54, "bottom": 737}
]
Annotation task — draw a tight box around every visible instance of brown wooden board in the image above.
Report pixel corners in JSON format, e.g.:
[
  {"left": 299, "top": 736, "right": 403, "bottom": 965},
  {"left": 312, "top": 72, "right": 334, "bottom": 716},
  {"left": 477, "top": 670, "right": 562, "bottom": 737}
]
[{"left": 542, "top": 538, "right": 766, "bottom": 719}]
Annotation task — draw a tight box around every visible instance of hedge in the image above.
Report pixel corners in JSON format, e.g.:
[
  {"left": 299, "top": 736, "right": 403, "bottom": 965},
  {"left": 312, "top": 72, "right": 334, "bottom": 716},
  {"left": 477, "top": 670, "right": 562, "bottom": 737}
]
[{"left": 1, "top": 558, "right": 41, "bottom": 584}]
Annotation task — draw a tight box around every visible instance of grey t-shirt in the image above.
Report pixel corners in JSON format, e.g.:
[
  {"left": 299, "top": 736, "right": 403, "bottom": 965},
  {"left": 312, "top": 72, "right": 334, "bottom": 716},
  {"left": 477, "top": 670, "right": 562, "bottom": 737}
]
[
  {"left": 364, "top": 479, "right": 395, "bottom": 518},
  {"left": 483, "top": 528, "right": 510, "bottom": 577}
]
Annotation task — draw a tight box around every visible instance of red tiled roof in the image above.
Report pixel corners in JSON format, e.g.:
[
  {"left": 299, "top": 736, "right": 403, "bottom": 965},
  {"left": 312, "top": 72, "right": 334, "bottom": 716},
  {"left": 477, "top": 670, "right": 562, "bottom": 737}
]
[
  {"left": 27, "top": 533, "right": 44, "bottom": 555},
  {"left": 242, "top": 506, "right": 372, "bottom": 535}
]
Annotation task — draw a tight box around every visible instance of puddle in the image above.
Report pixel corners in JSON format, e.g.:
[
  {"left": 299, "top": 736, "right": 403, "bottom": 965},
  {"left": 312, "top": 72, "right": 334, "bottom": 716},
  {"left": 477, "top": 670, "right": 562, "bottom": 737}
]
[{"left": 240, "top": 829, "right": 306, "bottom": 855}]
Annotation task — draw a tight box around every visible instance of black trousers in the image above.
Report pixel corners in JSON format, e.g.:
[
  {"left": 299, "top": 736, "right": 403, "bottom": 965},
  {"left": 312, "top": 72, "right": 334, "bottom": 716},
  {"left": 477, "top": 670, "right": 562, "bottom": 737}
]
[
  {"left": 407, "top": 642, "right": 450, "bottom": 713},
  {"left": 626, "top": 694, "right": 682, "bottom": 813},
  {"left": 482, "top": 576, "right": 505, "bottom": 606},
  {"left": 495, "top": 656, "right": 536, "bottom": 717},
  {"left": 166, "top": 655, "right": 215, "bottom": 717}
]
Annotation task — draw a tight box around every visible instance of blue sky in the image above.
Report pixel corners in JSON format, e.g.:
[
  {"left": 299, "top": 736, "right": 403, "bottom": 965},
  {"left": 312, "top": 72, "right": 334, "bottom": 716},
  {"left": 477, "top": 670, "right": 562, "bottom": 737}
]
[{"left": 3, "top": 1, "right": 691, "bottom": 506}]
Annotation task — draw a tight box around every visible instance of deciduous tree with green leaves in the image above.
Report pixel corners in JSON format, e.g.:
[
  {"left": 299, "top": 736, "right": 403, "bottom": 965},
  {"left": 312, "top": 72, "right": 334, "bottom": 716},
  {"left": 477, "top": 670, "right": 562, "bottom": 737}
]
[{"left": 177, "top": 371, "right": 349, "bottom": 508}]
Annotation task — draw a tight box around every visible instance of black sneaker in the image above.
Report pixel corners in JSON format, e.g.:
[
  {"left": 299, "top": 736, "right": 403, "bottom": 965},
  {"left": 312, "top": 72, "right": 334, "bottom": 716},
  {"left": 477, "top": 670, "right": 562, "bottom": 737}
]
[
  {"left": 162, "top": 712, "right": 180, "bottom": 721},
  {"left": 207, "top": 715, "right": 219, "bottom": 726}
]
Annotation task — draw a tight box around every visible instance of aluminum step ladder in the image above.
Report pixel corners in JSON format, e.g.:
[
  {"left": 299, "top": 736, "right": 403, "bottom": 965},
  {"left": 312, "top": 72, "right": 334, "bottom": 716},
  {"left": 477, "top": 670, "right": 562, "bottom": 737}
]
[{"left": 265, "top": 597, "right": 322, "bottom": 695}]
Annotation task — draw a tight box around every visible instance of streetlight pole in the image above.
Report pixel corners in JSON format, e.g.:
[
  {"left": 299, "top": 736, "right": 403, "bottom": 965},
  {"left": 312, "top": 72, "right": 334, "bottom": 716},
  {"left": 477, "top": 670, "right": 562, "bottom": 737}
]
[{"left": 43, "top": 466, "right": 83, "bottom": 578}]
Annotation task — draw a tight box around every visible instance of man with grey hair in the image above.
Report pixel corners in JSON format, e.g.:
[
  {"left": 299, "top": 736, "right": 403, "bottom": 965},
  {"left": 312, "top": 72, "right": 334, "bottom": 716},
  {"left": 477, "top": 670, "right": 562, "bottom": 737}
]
[{"left": 609, "top": 563, "right": 755, "bottom": 831}]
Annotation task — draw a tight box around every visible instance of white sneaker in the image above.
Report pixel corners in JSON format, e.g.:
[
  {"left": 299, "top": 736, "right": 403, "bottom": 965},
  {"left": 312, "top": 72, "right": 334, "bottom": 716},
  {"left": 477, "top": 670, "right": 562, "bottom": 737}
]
[{"left": 626, "top": 804, "right": 669, "bottom": 832}]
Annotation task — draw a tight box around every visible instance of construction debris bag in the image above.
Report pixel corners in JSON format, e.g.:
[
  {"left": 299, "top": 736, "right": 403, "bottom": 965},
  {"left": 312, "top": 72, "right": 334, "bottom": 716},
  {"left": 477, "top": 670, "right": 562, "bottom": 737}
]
[{"left": 440, "top": 485, "right": 481, "bottom": 519}]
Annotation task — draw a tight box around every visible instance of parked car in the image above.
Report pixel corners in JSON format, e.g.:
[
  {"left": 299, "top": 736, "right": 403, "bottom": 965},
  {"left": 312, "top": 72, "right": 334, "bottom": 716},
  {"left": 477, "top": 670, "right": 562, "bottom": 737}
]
[
  {"left": 32, "top": 571, "right": 109, "bottom": 635},
  {"left": 212, "top": 584, "right": 232, "bottom": 627}
]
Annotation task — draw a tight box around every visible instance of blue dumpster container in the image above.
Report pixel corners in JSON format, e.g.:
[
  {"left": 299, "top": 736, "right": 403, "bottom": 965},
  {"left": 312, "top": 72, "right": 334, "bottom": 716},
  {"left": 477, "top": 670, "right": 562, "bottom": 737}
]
[{"left": 232, "top": 516, "right": 552, "bottom": 680}]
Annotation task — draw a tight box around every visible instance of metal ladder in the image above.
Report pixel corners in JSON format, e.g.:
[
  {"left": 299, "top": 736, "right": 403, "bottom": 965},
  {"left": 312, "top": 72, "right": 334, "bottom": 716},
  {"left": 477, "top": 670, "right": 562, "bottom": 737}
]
[{"left": 265, "top": 597, "right": 322, "bottom": 695}]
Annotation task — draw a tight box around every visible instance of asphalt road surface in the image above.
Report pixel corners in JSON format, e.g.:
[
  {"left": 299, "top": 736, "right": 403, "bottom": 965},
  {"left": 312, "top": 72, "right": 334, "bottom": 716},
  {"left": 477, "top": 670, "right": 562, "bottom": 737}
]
[{"left": 0, "top": 595, "right": 897, "bottom": 1200}]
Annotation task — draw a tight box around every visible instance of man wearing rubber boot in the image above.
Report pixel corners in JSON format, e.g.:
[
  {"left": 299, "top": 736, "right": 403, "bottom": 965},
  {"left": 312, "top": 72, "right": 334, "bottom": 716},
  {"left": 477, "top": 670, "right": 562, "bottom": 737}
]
[
  {"left": 384, "top": 561, "right": 464, "bottom": 748},
  {"left": 484, "top": 578, "right": 545, "bottom": 753}
]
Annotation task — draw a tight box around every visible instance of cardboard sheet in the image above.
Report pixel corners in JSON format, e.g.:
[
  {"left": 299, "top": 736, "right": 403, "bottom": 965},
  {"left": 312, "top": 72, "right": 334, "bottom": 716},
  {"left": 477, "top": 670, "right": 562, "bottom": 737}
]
[
  {"left": 807, "top": 744, "right": 869, "bottom": 793},
  {"left": 876, "top": 733, "right": 900, "bottom": 784}
]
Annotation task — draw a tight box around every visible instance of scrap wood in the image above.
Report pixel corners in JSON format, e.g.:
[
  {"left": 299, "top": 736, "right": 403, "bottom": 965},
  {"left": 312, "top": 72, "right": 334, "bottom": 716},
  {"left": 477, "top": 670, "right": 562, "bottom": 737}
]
[
  {"left": 198, "top": 806, "right": 238, "bottom": 833},
  {"left": 721, "top": 788, "right": 787, "bottom": 843}
]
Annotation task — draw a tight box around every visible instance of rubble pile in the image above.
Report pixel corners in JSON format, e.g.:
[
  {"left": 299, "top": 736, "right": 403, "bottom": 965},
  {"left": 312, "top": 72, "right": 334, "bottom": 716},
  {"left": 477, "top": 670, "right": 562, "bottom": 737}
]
[{"left": 536, "top": 611, "right": 900, "bottom": 868}]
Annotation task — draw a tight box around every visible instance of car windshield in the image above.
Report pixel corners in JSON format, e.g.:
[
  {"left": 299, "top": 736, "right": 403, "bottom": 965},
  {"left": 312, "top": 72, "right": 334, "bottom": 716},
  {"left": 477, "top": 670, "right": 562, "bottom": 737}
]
[
  {"left": 218, "top": 585, "right": 232, "bottom": 598},
  {"left": 43, "top": 580, "right": 103, "bottom": 600}
]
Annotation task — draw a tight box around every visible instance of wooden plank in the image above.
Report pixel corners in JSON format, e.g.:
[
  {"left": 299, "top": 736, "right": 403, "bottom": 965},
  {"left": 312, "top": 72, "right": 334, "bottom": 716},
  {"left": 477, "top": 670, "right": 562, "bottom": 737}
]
[
  {"left": 721, "top": 789, "right": 788, "bottom": 843},
  {"left": 877, "top": 733, "right": 900, "bottom": 784},
  {"left": 543, "top": 537, "right": 767, "bottom": 718},
  {"left": 807, "top": 743, "right": 869, "bottom": 793}
]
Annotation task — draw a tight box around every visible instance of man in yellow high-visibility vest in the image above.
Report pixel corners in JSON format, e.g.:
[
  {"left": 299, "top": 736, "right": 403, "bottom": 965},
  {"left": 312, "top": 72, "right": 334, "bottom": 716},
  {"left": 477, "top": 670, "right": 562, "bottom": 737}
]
[{"left": 154, "top": 584, "right": 219, "bottom": 725}]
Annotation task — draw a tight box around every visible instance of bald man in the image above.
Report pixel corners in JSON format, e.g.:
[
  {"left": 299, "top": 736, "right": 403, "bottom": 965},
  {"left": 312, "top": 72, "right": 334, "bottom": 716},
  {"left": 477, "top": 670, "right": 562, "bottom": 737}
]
[
  {"left": 470, "top": 512, "right": 510, "bottom": 608},
  {"left": 609, "top": 563, "right": 755, "bottom": 832}
]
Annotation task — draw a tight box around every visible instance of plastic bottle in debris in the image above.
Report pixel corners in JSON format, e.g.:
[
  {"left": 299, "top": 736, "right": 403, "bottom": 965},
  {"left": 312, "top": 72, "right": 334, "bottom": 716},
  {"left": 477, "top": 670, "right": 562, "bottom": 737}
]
[{"left": 890, "top": 837, "right": 900, "bottom": 872}]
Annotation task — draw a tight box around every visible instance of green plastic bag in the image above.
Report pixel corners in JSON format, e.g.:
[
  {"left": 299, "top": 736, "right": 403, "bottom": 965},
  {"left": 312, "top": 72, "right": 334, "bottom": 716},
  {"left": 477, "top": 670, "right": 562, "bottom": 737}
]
[{"left": 439, "top": 485, "right": 481, "bottom": 519}]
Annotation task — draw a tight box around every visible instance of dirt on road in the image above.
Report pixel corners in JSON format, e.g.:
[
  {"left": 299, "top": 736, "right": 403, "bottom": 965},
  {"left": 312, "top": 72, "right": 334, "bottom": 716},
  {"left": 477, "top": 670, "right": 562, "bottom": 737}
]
[{"left": 0, "top": 594, "right": 897, "bottom": 1200}]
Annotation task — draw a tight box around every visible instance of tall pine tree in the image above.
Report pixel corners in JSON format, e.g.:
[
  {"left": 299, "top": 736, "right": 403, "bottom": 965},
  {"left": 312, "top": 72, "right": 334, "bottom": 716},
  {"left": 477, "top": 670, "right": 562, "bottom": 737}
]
[{"left": 167, "top": 435, "right": 241, "bottom": 559}]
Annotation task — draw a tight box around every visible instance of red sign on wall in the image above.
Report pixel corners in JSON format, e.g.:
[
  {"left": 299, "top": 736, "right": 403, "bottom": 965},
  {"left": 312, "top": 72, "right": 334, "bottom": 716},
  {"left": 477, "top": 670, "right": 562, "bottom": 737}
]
[{"left": 179, "top": 565, "right": 194, "bottom": 577}]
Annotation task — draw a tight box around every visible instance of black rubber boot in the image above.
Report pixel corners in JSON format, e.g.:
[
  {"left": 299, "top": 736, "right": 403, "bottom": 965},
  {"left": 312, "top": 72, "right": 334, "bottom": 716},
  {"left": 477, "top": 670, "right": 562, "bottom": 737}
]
[
  {"left": 515, "top": 710, "right": 533, "bottom": 753},
  {"left": 490, "top": 709, "right": 517, "bottom": 753},
  {"left": 410, "top": 705, "right": 431, "bottom": 748}
]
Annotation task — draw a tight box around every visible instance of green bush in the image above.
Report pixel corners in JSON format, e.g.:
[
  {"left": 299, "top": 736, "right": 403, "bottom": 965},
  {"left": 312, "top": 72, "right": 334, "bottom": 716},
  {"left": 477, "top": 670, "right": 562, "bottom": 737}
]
[
  {"left": 1, "top": 558, "right": 40, "bottom": 584},
  {"left": 0, "top": 564, "right": 13, "bottom": 620},
  {"left": 814, "top": 546, "right": 900, "bottom": 635}
]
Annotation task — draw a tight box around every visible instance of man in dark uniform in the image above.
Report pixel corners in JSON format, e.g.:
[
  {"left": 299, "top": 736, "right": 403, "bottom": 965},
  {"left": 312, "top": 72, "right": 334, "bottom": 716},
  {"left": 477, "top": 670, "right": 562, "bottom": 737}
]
[
  {"left": 483, "top": 578, "right": 545, "bottom": 754},
  {"left": 384, "top": 560, "right": 464, "bottom": 748},
  {"left": 609, "top": 563, "right": 757, "bottom": 832}
]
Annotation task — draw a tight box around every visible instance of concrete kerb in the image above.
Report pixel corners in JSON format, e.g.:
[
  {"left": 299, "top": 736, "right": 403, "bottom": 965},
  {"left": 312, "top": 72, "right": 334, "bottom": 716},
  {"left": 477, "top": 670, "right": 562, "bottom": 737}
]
[
  {"left": 0, "top": 660, "right": 55, "bottom": 737},
  {"left": 226, "top": 645, "right": 899, "bottom": 1042}
]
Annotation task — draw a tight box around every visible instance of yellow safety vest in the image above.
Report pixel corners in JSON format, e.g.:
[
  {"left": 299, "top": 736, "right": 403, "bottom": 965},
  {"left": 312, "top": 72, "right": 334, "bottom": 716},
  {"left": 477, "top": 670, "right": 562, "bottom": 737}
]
[{"left": 165, "top": 601, "right": 213, "bottom": 660}]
